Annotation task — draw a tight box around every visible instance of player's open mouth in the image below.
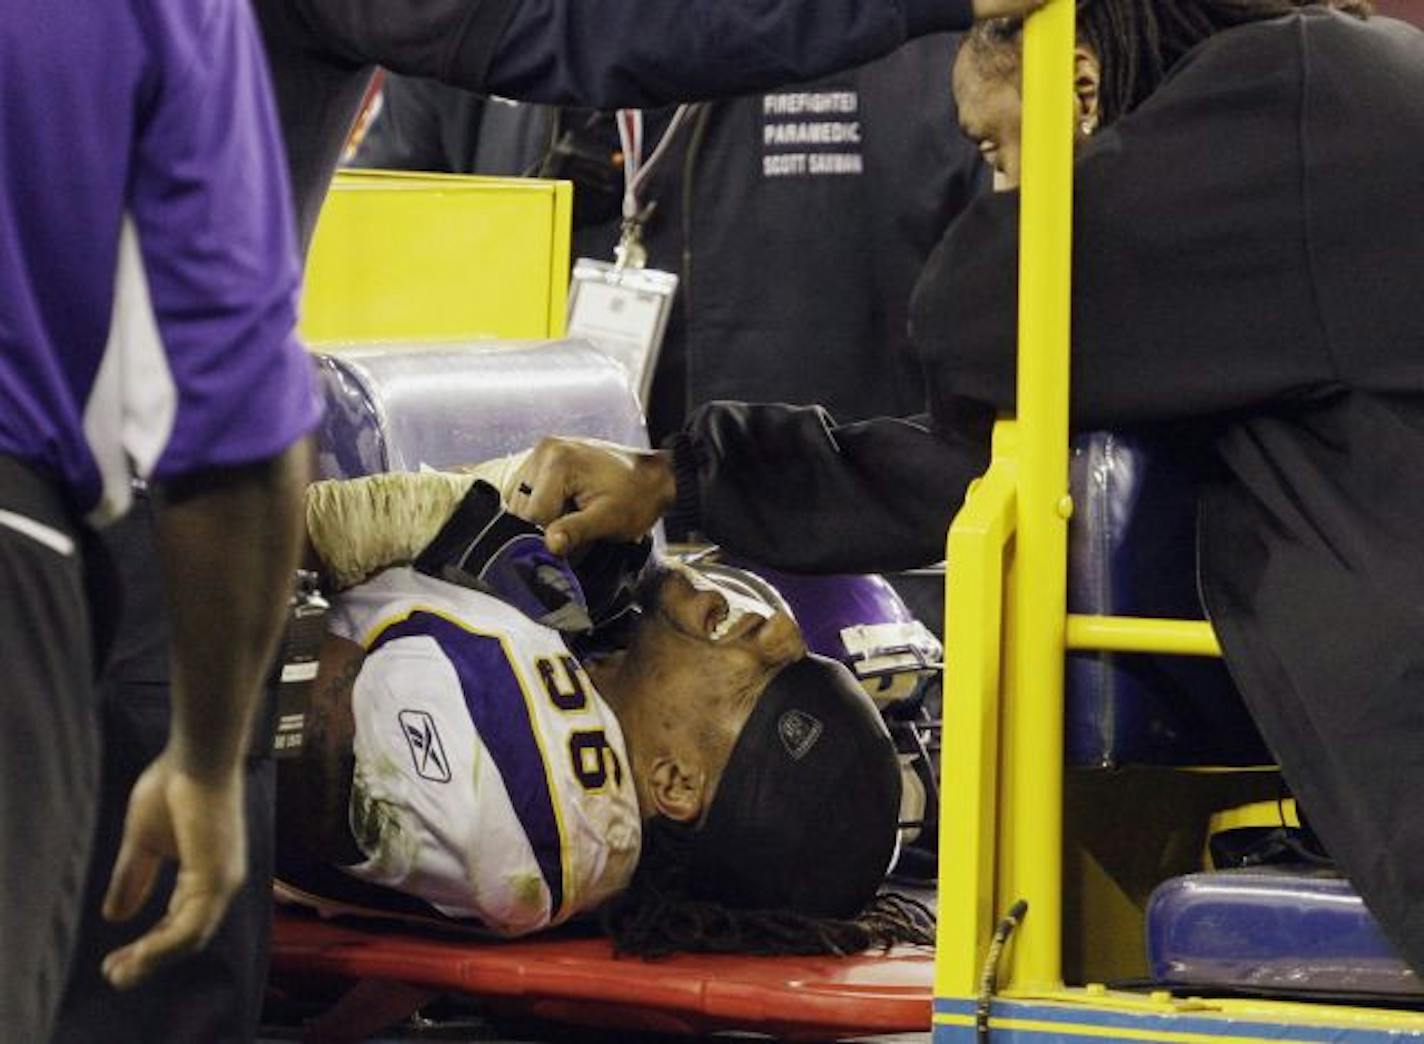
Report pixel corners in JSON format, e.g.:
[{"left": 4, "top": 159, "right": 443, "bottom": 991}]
[
  {"left": 666, "top": 560, "right": 775, "bottom": 643},
  {"left": 709, "top": 601, "right": 757, "bottom": 642}
]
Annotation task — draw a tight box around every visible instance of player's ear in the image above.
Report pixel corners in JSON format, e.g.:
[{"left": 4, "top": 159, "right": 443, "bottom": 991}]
[{"left": 646, "top": 755, "right": 706, "bottom": 823}]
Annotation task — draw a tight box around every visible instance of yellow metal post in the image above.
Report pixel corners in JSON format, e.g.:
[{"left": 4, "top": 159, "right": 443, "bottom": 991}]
[
  {"left": 937, "top": 425, "right": 1019, "bottom": 997},
  {"left": 1001, "top": 0, "right": 1077, "bottom": 992},
  {"left": 931, "top": 4, "right": 1424, "bottom": 1040}
]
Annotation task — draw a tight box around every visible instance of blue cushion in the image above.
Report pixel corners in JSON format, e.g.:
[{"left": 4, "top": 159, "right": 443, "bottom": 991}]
[
  {"left": 1147, "top": 869, "right": 1421, "bottom": 996},
  {"left": 1065, "top": 432, "right": 1270, "bottom": 767}
]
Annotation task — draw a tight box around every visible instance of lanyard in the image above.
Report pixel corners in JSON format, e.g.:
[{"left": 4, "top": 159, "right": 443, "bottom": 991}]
[{"left": 613, "top": 104, "right": 697, "bottom": 268}]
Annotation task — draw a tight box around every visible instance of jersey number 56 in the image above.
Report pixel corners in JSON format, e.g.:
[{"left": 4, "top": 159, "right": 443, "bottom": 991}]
[{"left": 537, "top": 655, "right": 625, "bottom": 793}]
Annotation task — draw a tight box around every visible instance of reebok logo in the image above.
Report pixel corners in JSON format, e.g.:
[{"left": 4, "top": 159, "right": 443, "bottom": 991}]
[
  {"left": 399, "top": 710, "right": 452, "bottom": 783},
  {"left": 778, "top": 709, "right": 823, "bottom": 761}
]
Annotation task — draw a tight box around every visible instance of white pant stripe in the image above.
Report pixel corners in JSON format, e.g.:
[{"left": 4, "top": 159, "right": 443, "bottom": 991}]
[{"left": 0, "top": 508, "right": 76, "bottom": 557}]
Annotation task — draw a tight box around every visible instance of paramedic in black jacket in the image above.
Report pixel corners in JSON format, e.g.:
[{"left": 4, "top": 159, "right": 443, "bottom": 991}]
[
  {"left": 53, "top": 1, "right": 1043, "bottom": 1041},
  {"left": 352, "top": 54, "right": 984, "bottom": 444},
  {"left": 511, "top": 0, "right": 1424, "bottom": 977}
]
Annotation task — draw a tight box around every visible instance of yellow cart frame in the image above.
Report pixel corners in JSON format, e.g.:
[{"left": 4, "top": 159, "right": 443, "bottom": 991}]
[{"left": 930, "top": 3, "right": 1424, "bottom": 1039}]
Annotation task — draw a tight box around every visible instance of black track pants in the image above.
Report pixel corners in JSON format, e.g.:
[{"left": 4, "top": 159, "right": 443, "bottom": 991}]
[{"left": 0, "top": 457, "right": 98, "bottom": 1044}]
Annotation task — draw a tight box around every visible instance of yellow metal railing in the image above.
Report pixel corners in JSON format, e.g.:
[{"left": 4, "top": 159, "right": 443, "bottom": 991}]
[
  {"left": 937, "top": 425, "right": 1018, "bottom": 996},
  {"left": 926, "top": 14, "right": 1424, "bottom": 1042},
  {"left": 1001, "top": 0, "right": 1078, "bottom": 991},
  {"left": 935, "top": 0, "right": 1228, "bottom": 1006},
  {"left": 1064, "top": 615, "right": 1221, "bottom": 657}
]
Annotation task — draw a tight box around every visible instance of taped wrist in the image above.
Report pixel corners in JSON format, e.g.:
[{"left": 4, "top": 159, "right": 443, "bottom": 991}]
[
  {"left": 415, "top": 480, "right": 593, "bottom": 633},
  {"left": 306, "top": 471, "right": 477, "bottom": 591}
]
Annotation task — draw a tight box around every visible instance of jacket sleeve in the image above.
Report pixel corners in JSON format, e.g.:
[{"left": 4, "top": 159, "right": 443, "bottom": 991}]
[
  {"left": 668, "top": 400, "right": 993, "bottom": 574},
  {"left": 294, "top": 0, "right": 972, "bottom": 110},
  {"left": 484, "top": 0, "right": 973, "bottom": 107}
]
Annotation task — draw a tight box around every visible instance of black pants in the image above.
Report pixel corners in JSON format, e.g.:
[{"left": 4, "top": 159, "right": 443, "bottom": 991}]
[
  {"left": 51, "top": 502, "right": 276, "bottom": 1044},
  {"left": 0, "top": 457, "right": 99, "bottom": 1043}
]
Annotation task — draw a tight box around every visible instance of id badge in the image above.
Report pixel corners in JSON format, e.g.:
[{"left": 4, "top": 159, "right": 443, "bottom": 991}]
[{"left": 566, "top": 258, "right": 678, "bottom": 406}]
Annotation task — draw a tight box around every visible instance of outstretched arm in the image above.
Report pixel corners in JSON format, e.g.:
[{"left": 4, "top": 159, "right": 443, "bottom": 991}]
[
  {"left": 293, "top": 0, "right": 1043, "bottom": 111},
  {"left": 102, "top": 442, "right": 311, "bottom": 989},
  {"left": 100, "top": 0, "right": 319, "bottom": 990},
  {"left": 479, "top": 0, "right": 977, "bottom": 108},
  {"left": 512, "top": 399, "right": 992, "bottom": 574}
]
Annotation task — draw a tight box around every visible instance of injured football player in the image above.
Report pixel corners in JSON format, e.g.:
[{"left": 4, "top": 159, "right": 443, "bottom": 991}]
[{"left": 276, "top": 462, "right": 931, "bottom": 956}]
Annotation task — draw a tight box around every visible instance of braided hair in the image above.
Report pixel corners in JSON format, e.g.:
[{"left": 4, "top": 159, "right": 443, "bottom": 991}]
[
  {"left": 967, "top": 0, "right": 1372, "bottom": 126},
  {"left": 601, "top": 816, "right": 935, "bottom": 958}
]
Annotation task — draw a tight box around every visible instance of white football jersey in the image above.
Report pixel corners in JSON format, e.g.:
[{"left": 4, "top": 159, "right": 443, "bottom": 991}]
[{"left": 328, "top": 567, "right": 642, "bottom": 937}]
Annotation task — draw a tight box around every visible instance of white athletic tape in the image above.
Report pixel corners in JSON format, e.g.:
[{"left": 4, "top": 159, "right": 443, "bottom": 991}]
[{"left": 305, "top": 471, "right": 476, "bottom": 590}]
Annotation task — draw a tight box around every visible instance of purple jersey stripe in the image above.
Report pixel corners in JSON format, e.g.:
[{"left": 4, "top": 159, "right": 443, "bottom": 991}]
[{"left": 370, "top": 613, "right": 565, "bottom": 916}]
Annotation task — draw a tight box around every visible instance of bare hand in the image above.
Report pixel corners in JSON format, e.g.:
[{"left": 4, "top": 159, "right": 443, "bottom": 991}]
[
  {"left": 509, "top": 436, "right": 676, "bottom": 556},
  {"left": 100, "top": 751, "right": 247, "bottom": 990},
  {"left": 971, "top": 0, "right": 1047, "bottom": 19}
]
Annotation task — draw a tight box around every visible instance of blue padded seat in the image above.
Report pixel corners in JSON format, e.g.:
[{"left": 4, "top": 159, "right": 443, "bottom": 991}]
[
  {"left": 1064, "top": 433, "right": 1270, "bottom": 767},
  {"left": 1147, "top": 869, "right": 1422, "bottom": 997},
  {"left": 313, "top": 340, "right": 648, "bottom": 481}
]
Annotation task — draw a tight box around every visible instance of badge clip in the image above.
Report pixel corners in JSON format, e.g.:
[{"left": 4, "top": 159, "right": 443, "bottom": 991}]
[{"left": 615, "top": 218, "right": 649, "bottom": 271}]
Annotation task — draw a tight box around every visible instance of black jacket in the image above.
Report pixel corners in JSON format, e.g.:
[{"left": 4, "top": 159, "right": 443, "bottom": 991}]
[
  {"left": 354, "top": 41, "right": 984, "bottom": 440},
  {"left": 670, "top": 10, "right": 1424, "bottom": 970},
  {"left": 661, "top": 48, "right": 982, "bottom": 436}
]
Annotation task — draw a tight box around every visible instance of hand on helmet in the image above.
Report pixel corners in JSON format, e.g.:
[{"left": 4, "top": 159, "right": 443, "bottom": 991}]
[{"left": 509, "top": 436, "right": 675, "bottom": 557}]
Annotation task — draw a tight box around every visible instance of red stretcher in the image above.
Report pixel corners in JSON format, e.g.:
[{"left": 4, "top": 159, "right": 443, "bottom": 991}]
[{"left": 269, "top": 909, "right": 935, "bottom": 1041}]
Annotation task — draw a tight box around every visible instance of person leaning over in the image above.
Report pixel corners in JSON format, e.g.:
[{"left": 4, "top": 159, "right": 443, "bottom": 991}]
[
  {"left": 508, "top": 0, "right": 1424, "bottom": 981},
  {"left": 0, "top": 1, "right": 318, "bottom": 1039}
]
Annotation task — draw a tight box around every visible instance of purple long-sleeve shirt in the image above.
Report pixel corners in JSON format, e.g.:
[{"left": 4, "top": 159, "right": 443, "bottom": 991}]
[{"left": 0, "top": 0, "right": 320, "bottom": 522}]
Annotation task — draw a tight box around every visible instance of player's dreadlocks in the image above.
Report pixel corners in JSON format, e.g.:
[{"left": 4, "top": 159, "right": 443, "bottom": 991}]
[
  {"left": 601, "top": 816, "right": 935, "bottom": 958},
  {"left": 968, "top": 0, "right": 1372, "bottom": 126}
]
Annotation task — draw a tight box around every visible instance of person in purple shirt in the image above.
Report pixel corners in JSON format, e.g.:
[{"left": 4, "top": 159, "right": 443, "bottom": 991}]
[{"left": 0, "top": 1, "right": 319, "bottom": 1039}]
